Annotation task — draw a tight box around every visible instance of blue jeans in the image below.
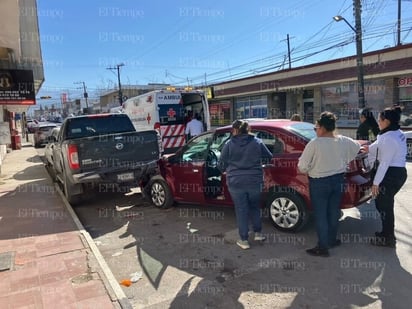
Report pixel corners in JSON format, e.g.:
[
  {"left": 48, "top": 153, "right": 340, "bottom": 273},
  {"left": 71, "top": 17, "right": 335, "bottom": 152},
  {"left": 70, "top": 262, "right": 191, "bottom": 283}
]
[
  {"left": 309, "top": 173, "right": 345, "bottom": 249},
  {"left": 228, "top": 183, "right": 263, "bottom": 241}
]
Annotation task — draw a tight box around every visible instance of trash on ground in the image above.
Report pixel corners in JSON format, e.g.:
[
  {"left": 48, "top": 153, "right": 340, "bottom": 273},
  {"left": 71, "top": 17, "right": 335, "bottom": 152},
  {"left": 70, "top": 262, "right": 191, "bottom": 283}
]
[
  {"left": 120, "top": 279, "right": 132, "bottom": 287},
  {"left": 112, "top": 251, "right": 123, "bottom": 257},
  {"left": 124, "top": 187, "right": 141, "bottom": 196},
  {"left": 116, "top": 205, "right": 135, "bottom": 212},
  {"left": 130, "top": 271, "right": 143, "bottom": 283},
  {"left": 186, "top": 222, "right": 198, "bottom": 234}
]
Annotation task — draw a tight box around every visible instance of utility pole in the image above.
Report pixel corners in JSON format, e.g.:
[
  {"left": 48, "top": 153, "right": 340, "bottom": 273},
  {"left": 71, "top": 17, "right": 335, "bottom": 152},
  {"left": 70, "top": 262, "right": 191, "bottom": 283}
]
[
  {"left": 74, "top": 81, "right": 89, "bottom": 109},
  {"left": 281, "top": 34, "right": 293, "bottom": 69},
  {"left": 397, "top": 0, "right": 401, "bottom": 46},
  {"left": 333, "top": 0, "right": 365, "bottom": 108},
  {"left": 107, "top": 63, "right": 125, "bottom": 105},
  {"left": 353, "top": 0, "right": 365, "bottom": 108}
]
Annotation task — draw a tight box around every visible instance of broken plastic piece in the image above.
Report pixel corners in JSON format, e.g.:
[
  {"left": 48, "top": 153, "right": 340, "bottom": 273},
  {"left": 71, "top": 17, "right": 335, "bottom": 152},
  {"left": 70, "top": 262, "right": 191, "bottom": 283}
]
[
  {"left": 115, "top": 205, "right": 135, "bottom": 212},
  {"left": 112, "top": 251, "right": 123, "bottom": 257},
  {"left": 130, "top": 271, "right": 143, "bottom": 283},
  {"left": 186, "top": 222, "right": 198, "bottom": 233},
  {"left": 120, "top": 279, "right": 132, "bottom": 287}
]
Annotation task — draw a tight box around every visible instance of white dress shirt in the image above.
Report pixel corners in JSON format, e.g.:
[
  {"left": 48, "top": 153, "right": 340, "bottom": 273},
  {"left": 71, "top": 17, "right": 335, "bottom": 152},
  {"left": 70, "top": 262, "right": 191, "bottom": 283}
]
[{"left": 185, "top": 119, "right": 204, "bottom": 137}]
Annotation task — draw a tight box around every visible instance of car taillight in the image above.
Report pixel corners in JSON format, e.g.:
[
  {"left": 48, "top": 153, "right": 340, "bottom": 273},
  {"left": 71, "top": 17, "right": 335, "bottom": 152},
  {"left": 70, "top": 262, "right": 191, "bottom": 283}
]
[{"left": 68, "top": 144, "right": 80, "bottom": 169}]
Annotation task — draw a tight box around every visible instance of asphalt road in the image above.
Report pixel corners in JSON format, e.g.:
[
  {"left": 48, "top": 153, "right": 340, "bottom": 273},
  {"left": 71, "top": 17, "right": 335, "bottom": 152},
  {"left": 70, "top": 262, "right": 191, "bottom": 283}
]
[{"left": 38, "top": 148, "right": 412, "bottom": 309}]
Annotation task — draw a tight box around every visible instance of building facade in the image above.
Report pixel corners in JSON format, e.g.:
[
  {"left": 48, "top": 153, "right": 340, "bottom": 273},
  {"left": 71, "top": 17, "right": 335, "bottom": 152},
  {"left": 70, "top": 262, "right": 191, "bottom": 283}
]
[
  {"left": 209, "top": 44, "right": 412, "bottom": 136},
  {"left": 0, "top": 0, "right": 44, "bottom": 165}
]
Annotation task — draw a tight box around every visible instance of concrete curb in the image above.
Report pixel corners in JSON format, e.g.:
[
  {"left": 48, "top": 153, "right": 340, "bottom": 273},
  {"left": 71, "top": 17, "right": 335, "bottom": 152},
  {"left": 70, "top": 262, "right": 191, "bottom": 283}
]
[{"left": 55, "top": 184, "right": 133, "bottom": 309}]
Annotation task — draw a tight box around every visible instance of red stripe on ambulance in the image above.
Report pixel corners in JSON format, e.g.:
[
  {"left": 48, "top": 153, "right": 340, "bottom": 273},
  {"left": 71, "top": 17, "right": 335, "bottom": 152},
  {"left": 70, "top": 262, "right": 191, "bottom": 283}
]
[{"left": 161, "top": 124, "right": 185, "bottom": 149}]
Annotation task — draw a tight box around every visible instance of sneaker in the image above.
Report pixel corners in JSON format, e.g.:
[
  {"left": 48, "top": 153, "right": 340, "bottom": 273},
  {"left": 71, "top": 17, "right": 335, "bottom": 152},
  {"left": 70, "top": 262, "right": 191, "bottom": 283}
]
[
  {"left": 236, "top": 240, "right": 250, "bottom": 250},
  {"left": 254, "top": 232, "right": 267, "bottom": 241},
  {"left": 306, "top": 246, "right": 330, "bottom": 257},
  {"left": 329, "top": 239, "right": 341, "bottom": 248}
]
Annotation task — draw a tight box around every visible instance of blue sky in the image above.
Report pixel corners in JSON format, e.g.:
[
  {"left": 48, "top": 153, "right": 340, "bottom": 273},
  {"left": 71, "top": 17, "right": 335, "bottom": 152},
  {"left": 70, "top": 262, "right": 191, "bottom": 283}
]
[{"left": 36, "top": 0, "right": 412, "bottom": 105}]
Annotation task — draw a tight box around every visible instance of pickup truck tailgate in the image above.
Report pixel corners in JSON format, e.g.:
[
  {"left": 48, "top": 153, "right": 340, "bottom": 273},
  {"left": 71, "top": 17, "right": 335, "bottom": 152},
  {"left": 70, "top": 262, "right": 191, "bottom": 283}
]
[{"left": 75, "top": 130, "right": 159, "bottom": 170}]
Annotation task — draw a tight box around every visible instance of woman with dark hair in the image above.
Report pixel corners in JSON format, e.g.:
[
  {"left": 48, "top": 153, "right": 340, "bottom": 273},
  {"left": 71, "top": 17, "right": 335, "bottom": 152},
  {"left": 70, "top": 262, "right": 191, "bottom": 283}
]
[
  {"left": 365, "top": 106, "right": 407, "bottom": 247},
  {"left": 356, "top": 107, "right": 380, "bottom": 141},
  {"left": 298, "top": 111, "right": 360, "bottom": 257},
  {"left": 218, "top": 120, "right": 273, "bottom": 250}
]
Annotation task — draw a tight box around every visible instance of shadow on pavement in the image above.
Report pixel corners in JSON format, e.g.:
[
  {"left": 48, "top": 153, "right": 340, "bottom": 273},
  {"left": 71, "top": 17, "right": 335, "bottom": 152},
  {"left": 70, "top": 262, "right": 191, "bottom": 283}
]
[{"left": 72, "top": 185, "right": 412, "bottom": 309}]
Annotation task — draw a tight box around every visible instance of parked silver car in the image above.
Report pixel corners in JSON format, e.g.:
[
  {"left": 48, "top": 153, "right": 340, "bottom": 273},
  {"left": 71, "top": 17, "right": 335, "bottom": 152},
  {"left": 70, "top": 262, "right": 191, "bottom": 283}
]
[
  {"left": 44, "top": 126, "right": 61, "bottom": 168},
  {"left": 33, "top": 122, "right": 58, "bottom": 148}
]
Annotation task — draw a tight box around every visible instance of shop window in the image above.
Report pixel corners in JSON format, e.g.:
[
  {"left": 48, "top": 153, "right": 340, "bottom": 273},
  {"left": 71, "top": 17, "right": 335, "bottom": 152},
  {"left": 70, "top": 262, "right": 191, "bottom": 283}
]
[
  {"left": 235, "top": 95, "right": 268, "bottom": 120},
  {"left": 210, "top": 102, "right": 231, "bottom": 126}
]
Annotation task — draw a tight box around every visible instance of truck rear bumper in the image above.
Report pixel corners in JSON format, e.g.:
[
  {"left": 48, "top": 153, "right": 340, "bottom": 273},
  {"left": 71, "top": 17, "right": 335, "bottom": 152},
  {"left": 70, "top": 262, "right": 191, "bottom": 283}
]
[{"left": 72, "top": 160, "right": 158, "bottom": 185}]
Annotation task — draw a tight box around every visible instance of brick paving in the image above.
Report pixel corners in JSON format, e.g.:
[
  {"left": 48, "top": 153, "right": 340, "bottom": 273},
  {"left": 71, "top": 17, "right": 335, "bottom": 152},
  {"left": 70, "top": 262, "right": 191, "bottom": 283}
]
[{"left": 0, "top": 145, "right": 121, "bottom": 309}]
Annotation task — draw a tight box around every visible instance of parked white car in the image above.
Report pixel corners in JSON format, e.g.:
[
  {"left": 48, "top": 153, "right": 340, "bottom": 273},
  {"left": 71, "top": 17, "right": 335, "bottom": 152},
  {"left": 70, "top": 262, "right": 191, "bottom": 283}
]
[{"left": 404, "top": 130, "right": 412, "bottom": 160}]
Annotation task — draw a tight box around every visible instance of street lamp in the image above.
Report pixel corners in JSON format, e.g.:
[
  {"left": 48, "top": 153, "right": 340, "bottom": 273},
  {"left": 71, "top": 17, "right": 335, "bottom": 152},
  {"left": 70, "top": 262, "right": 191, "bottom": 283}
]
[{"left": 333, "top": 13, "right": 366, "bottom": 108}]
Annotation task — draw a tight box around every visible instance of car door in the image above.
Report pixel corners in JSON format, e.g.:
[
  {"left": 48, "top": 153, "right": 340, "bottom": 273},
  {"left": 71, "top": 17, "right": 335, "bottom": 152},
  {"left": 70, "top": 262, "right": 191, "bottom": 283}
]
[{"left": 167, "top": 132, "right": 213, "bottom": 204}]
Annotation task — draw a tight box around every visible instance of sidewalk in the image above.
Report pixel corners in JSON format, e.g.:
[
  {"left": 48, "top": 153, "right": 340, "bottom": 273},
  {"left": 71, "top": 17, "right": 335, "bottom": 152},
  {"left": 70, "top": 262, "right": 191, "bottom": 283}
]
[{"left": 0, "top": 144, "right": 130, "bottom": 308}]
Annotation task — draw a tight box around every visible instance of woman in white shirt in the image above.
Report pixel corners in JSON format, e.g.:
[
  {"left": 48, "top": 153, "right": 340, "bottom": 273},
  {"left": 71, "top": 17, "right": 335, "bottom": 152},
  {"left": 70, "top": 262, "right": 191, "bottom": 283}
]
[
  {"left": 365, "top": 106, "right": 407, "bottom": 247},
  {"left": 298, "top": 112, "right": 360, "bottom": 257}
]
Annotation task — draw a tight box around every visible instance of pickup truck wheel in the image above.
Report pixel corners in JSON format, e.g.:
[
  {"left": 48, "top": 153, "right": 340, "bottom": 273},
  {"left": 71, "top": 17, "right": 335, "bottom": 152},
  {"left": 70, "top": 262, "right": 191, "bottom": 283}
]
[
  {"left": 149, "top": 176, "right": 173, "bottom": 209},
  {"left": 63, "top": 171, "right": 81, "bottom": 205},
  {"left": 266, "top": 191, "right": 308, "bottom": 233}
]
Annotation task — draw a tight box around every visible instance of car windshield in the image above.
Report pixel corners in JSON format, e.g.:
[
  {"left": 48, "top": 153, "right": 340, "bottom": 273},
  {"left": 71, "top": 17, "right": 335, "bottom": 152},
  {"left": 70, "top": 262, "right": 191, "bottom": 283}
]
[
  {"left": 181, "top": 133, "right": 213, "bottom": 161},
  {"left": 288, "top": 122, "right": 317, "bottom": 140}
]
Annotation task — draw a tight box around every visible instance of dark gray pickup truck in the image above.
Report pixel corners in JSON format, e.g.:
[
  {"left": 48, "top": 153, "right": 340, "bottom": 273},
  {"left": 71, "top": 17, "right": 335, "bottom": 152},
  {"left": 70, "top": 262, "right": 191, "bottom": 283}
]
[{"left": 51, "top": 113, "right": 160, "bottom": 204}]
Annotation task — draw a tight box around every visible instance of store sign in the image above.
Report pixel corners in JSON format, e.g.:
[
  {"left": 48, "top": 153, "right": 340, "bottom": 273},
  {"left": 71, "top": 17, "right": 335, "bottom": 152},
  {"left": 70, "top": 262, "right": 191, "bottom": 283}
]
[
  {"left": 398, "top": 77, "right": 412, "bottom": 87},
  {"left": 0, "top": 69, "right": 35, "bottom": 105}
]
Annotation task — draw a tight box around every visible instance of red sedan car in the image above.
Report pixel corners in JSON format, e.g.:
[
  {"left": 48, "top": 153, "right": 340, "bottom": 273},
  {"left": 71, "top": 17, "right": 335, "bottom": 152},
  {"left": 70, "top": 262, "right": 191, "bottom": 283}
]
[{"left": 143, "top": 120, "right": 372, "bottom": 232}]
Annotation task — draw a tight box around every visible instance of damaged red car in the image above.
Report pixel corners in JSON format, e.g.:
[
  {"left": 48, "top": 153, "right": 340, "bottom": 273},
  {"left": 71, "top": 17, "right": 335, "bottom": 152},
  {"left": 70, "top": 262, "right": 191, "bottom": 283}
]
[{"left": 143, "top": 120, "right": 372, "bottom": 232}]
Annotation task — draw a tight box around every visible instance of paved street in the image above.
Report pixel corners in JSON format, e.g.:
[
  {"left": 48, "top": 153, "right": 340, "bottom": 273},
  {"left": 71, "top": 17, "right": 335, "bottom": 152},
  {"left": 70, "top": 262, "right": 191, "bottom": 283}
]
[{"left": 35, "top": 148, "right": 412, "bottom": 309}]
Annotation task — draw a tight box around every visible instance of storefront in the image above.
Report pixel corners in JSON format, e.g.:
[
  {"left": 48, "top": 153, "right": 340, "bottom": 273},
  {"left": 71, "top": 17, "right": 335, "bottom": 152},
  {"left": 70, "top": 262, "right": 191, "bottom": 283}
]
[
  {"left": 210, "top": 44, "right": 412, "bottom": 133},
  {"left": 398, "top": 76, "right": 412, "bottom": 128},
  {"left": 320, "top": 79, "right": 386, "bottom": 128},
  {"left": 209, "top": 100, "right": 231, "bottom": 127}
]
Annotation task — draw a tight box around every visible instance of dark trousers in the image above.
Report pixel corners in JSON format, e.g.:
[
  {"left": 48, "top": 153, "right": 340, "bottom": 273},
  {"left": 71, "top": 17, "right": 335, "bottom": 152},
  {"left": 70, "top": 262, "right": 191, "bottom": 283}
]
[
  {"left": 375, "top": 167, "right": 407, "bottom": 239},
  {"left": 309, "top": 173, "right": 345, "bottom": 249},
  {"left": 228, "top": 183, "right": 263, "bottom": 241}
]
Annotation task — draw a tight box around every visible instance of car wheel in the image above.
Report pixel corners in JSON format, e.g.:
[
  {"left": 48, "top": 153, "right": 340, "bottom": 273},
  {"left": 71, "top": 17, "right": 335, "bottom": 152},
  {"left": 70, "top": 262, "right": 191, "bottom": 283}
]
[
  {"left": 149, "top": 176, "right": 173, "bottom": 209},
  {"left": 266, "top": 191, "right": 308, "bottom": 232},
  {"left": 63, "top": 170, "right": 82, "bottom": 205}
]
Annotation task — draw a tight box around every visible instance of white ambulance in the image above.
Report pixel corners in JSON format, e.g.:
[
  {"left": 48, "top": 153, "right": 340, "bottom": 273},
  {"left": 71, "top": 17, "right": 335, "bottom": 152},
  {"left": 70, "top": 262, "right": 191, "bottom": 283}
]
[{"left": 121, "top": 88, "right": 210, "bottom": 153}]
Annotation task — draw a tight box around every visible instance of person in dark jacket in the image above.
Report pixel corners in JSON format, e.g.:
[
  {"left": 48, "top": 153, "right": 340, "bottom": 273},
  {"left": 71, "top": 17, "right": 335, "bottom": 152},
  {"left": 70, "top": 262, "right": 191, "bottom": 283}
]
[
  {"left": 356, "top": 107, "right": 380, "bottom": 141},
  {"left": 218, "top": 120, "right": 273, "bottom": 249}
]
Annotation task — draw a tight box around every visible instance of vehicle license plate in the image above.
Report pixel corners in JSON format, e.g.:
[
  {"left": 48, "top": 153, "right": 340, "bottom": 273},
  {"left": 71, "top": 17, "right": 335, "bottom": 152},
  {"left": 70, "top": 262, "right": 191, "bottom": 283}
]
[{"left": 117, "top": 172, "right": 134, "bottom": 182}]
